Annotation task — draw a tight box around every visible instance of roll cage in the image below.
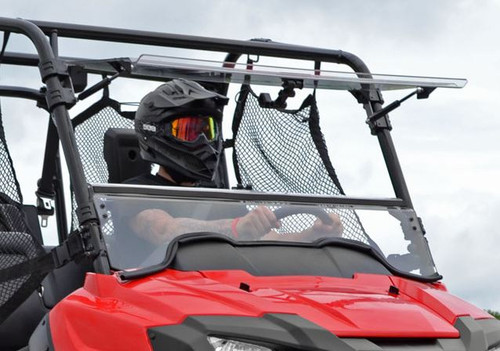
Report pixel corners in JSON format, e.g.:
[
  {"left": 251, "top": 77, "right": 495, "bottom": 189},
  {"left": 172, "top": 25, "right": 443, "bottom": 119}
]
[{"left": 0, "top": 17, "right": 465, "bottom": 277}]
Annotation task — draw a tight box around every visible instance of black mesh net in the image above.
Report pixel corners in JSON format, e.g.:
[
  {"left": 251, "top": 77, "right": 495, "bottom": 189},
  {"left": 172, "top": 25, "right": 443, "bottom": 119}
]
[
  {"left": 0, "top": 106, "right": 46, "bottom": 323},
  {"left": 232, "top": 86, "right": 368, "bottom": 243},
  {"left": 0, "top": 114, "right": 22, "bottom": 205},
  {"left": 71, "top": 99, "right": 134, "bottom": 229}
]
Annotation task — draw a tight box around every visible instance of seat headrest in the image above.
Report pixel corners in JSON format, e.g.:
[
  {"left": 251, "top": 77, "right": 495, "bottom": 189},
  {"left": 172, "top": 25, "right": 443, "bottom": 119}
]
[{"left": 103, "top": 128, "right": 151, "bottom": 183}]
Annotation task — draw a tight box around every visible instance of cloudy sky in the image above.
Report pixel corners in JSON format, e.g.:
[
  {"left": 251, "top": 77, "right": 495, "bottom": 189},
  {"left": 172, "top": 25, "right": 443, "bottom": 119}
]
[{"left": 1, "top": 0, "right": 500, "bottom": 312}]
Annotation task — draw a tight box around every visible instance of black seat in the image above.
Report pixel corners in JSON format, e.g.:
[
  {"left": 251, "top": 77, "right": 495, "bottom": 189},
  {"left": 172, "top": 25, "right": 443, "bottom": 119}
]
[
  {"left": 103, "top": 128, "right": 151, "bottom": 183},
  {"left": 0, "top": 200, "right": 94, "bottom": 350},
  {"left": 0, "top": 198, "right": 47, "bottom": 350},
  {"left": 0, "top": 231, "right": 46, "bottom": 350}
]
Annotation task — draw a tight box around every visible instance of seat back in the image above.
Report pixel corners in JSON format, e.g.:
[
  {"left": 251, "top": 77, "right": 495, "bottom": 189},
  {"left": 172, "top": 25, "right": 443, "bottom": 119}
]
[
  {"left": 103, "top": 128, "right": 151, "bottom": 183},
  {"left": 0, "top": 104, "right": 48, "bottom": 349}
]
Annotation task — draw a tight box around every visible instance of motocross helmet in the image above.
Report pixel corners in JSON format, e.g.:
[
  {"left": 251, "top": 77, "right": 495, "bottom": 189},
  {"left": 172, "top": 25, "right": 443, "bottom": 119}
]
[{"left": 135, "top": 79, "right": 229, "bottom": 183}]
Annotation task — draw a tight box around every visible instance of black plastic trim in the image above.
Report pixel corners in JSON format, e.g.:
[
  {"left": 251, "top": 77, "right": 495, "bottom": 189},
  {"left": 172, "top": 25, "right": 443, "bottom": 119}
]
[
  {"left": 119, "top": 232, "right": 442, "bottom": 283},
  {"left": 148, "top": 313, "right": 350, "bottom": 351},
  {"left": 28, "top": 314, "right": 55, "bottom": 351}
]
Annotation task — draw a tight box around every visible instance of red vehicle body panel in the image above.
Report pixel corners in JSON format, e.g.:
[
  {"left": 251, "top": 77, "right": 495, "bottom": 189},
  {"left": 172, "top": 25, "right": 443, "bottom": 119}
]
[{"left": 50, "top": 270, "right": 492, "bottom": 350}]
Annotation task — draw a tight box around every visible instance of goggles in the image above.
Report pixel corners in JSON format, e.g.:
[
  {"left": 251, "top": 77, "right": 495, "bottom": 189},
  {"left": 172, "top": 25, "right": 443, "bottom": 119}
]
[{"left": 170, "top": 116, "right": 217, "bottom": 142}]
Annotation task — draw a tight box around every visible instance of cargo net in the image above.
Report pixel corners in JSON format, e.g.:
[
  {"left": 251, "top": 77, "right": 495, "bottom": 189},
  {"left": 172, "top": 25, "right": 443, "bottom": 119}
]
[
  {"left": 232, "top": 86, "right": 368, "bottom": 243},
  {"left": 0, "top": 106, "right": 46, "bottom": 323},
  {"left": 0, "top": 114, "right": 22, "bottom": 205},
  {"left": 71, "top": 98, "right": 133, "bottom": 230}
]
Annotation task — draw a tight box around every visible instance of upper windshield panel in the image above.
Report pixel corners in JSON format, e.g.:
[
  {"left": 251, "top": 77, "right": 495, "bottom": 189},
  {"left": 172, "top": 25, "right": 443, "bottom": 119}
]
[
  {"left": 94, "top": 188, "right": 437, "bottom": 279},
  {"left": 132, "top": 55, "right": 467, "bottom": 91}
]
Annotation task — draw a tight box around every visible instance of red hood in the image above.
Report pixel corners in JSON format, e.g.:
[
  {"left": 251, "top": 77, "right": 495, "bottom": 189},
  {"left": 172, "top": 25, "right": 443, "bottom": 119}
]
[
  {"left": 63, "top": 270, "right": 492, "bottom": 337},
  {"left": 50, "top": 270, "right": 492, "bottom": 349}
]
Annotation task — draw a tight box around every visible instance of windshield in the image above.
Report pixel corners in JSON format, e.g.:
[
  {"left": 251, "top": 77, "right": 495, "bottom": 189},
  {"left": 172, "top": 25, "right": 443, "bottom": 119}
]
[{"left": 94, "top": 185, "right": 437, "bottom": 279}]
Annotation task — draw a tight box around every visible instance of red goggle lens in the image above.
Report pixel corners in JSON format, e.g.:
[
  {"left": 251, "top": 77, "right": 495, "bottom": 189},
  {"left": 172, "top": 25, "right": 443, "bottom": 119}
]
[{"left": 170, "top": 116, "right": 216, "bottom": 142}]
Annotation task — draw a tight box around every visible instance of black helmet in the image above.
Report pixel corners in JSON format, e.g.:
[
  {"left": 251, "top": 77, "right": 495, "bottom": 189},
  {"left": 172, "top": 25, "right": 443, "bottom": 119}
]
[{"left": 135, "top": 79, "right": 229, "bottom": 182}]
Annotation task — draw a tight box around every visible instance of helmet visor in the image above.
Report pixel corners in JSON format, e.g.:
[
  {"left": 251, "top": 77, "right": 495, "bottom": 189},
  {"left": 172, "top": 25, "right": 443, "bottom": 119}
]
[{"left": 170, "top": 116, "right": 217, "bottom": 142}]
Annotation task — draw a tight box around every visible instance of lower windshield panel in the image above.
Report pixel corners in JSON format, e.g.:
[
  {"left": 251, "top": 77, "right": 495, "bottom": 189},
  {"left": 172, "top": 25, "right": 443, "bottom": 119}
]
[{"left": 94, "top": 194, "right": 437, "bottom": 278}]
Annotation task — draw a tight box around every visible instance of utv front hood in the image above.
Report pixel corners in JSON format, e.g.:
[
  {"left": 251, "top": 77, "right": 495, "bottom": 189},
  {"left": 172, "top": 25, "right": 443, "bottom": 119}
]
[
  {"left": 119, "top": 270, "right": 491, "bottom": 338},
  {"left": 48, "top": 270, "right": 497, "bottom": 350}
]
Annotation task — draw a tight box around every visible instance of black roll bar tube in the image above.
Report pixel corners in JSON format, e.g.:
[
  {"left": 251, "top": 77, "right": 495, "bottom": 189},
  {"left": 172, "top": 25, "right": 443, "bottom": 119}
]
[
  {"left": 0, "top": 17, "right": 110, "bottom": 273},
  {"left": 0, "top": 18, "right": 414, "bottom": 207},
  {"left": 0, "top": 86, "right": 45, "bottom": 105},
  {"left": 18, "top": 19, "right": 415, "bottom": 208},
  {"left": 29, "top": 19, "right": 368, "bottom": 68},
  {"left": 48, "top": 29, "right": 69, "bottom": 241}
]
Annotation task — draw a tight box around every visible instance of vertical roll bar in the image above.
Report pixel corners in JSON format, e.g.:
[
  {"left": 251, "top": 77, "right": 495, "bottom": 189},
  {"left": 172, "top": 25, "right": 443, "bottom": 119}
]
[
  {"left": 0, "top": 17, "right": 110, "bottom": 273},
  {"left": 48, "top": 30, "right": 70, "bottom": 242}
]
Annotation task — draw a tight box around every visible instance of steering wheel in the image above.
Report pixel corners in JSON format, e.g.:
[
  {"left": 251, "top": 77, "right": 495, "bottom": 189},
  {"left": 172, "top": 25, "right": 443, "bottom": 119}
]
[
  {"left": 139, "top": 207, "right": 335, "bottom": 266},
  {"left": 273, "top": 206, "right": 334, "bottom": 225}
]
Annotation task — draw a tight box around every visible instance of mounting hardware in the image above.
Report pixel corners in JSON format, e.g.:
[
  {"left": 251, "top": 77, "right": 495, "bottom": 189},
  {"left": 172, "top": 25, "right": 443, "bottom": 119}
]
[
  {"left": 258, "top": 79, "right": 303, "bottom": 109},
  {"left": 388, "top": 285, "right": 400, "bottom": 296},
  {"left": 366, "top": 87, "right": 436, "bottom": 133},
  {"left": 77, "top": 60, "right": 131, "bottom": 101},
  {"left": 239, "top": 282, "right": 251, "bottom": 292},
  {"left": 68, "top": 65, "right": 88, "bottom": 93}
]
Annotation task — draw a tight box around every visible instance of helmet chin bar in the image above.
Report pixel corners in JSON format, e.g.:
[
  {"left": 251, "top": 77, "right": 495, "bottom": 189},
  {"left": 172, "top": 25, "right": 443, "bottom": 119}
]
[{"left": 143, "top": 131, "right": 223, "bottom": 182}]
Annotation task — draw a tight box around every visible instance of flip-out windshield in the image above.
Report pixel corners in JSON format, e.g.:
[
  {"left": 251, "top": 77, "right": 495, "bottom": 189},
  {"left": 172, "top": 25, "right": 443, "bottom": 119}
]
[
  {"left": 132, "top": 55, "right": 467, "bottom": 91},
  {"left": 94, "top": 185, "right": 438, "bottom": 279}
]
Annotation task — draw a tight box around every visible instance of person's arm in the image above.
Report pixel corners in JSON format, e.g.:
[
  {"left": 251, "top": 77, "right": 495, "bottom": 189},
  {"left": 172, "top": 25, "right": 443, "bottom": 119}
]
[
  {"left": 259, "top": 213, "right": 343, "bottom": 241},
  {"left": 130, "top": 206, "right": 343, "bottom": 245},
  {"left": 130, "top": 206, "right": 280, "bottom": 245}
]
